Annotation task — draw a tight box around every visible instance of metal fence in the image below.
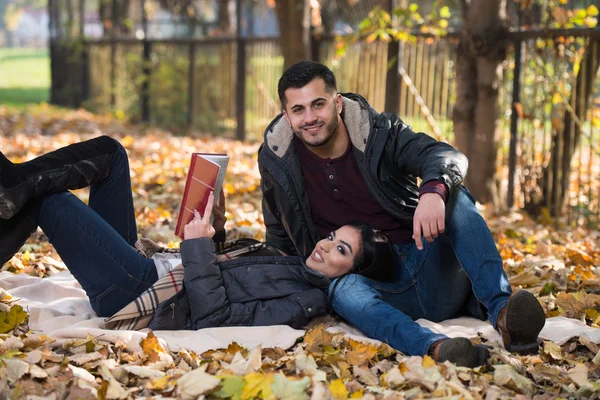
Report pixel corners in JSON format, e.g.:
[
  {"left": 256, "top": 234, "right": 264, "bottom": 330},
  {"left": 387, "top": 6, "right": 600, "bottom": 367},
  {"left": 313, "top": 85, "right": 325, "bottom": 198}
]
[{"left": 53, "top": 28, "right": 600, "bottom": 228}]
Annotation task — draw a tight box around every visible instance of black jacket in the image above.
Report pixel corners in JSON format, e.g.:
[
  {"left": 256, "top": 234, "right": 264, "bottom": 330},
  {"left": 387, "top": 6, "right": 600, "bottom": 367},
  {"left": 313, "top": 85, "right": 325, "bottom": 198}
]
[
  {"left": 258, "top": 93, "right": 468, "bottom": 257},
  {"left": 148, "top": 238, "right": 330, "bottom": 330}
]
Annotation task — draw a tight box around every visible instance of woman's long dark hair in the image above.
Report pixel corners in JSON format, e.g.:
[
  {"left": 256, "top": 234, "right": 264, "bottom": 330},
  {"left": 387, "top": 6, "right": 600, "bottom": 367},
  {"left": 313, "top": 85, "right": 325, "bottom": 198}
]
[{"left": 327, "top": 222, "right": 394, "bottom": 312}]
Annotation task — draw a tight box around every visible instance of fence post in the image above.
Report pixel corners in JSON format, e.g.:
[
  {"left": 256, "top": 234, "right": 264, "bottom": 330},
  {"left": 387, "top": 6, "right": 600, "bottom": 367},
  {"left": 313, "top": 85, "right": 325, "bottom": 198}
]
[
  {"left": 235, "top": 0, "right": 246, "bottom": 141},
  {"left": 79, "top": 0, "right": 89, "bottom": 104},
  {"left": 141, "top": 0, "right": 150, "bottom": 122},
  {"left": 384, "top": 0, "right": 400, "bottom": 114},
  {"left": 188, "top": 43, "right": 196, "bottom": 129},
  {"left": 310, "top": 27, "right": 321, "bottom": 62},
  {"left": 507, "top": 39, "right": 523, "bottom": 208}
]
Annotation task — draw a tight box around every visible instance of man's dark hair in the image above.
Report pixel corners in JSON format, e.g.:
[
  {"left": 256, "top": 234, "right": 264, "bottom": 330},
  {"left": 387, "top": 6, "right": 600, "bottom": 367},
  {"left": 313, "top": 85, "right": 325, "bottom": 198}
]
[{"left": 277, "top": 61, "right": 337, "bottom": 107}]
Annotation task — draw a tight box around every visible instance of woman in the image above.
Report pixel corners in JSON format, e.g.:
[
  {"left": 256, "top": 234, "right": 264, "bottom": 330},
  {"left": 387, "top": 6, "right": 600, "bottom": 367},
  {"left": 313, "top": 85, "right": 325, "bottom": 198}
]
[
  {"left": 0, "top": 136, "right": 391, "bottom": 325},
  {"left": 0, "top": 136, "right": 488, "bottom": 368}
]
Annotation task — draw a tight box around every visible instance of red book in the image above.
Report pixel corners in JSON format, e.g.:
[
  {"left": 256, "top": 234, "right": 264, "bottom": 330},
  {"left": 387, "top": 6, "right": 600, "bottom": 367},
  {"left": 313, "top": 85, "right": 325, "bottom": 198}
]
[{"left": 175, "top": 153, "right": 229, "bottom": 239}]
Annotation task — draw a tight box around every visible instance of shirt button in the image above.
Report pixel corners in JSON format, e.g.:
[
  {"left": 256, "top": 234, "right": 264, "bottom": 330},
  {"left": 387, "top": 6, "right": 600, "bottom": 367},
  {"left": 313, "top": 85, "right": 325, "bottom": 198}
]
[
  {"left": 329, "top": 175, "right": 334, "bottom": 180},
  {"left": 307, "top": 308, "right": 312, "bottom": 313},
  {"left": 333, "top": 189, "right": 339, "bottom": 194},
  {"left": 326, "top": 162, "right": 331, "bottom": 167},
  {"left": 247, "top": 267, "right": 251, "bottom": 271}
]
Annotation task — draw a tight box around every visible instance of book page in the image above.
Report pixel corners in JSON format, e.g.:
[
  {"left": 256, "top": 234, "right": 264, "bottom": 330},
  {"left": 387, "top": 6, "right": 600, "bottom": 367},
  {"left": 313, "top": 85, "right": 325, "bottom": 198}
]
[{"left": 198, "top": 154, "right": 229, "bottom": 210}]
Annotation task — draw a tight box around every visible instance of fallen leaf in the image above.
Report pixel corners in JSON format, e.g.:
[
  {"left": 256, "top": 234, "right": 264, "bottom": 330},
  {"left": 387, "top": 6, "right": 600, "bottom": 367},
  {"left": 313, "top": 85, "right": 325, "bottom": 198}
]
[
  {"left": 98, "top": 364, "right": 129, "bottom": 399},
  {"left": 304, "top": 324, "right": 335, "bottom": 353},
  {"left": 493, "top": 364, "right": 535, "bottom": 396},
  {"left": 3, "top": 358, "right": 29, "bottom": 384},
  {"left": 0, "top": 304, "right": 28, "bottom": 333},
  {"left": 177, "top": 365, "right": 221, "bottom": 400},
  {"left": 123, "top": 365, "right": 166, "bottom": 379},
  {"left": 140, "top": 331, "right": 166, "bottom": 363},
  {"left": 271, "top": 374, "right": 310, "bottom": 400},
  {"left": 329, "top": 378, "right": 349, "bottom": 400},
  {"left": 213, "top": 375, "right": 245, "bottom": 400},
  {"left": 242, "top": 372, "right": 275, "bottom": 400},
  {"left": 346, "top": 339, "right": 378, "bottom": 366}
]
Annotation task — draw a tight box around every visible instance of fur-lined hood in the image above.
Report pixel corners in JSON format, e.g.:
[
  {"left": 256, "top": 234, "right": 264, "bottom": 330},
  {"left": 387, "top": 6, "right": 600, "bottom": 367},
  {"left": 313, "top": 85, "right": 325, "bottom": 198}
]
[{"left": 263, "top": 94, "right": 374, "bottom": 158}]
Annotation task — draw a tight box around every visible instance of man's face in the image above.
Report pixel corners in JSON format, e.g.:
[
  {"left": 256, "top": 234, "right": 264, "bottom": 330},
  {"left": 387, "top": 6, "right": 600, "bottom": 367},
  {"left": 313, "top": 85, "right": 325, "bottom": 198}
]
[{"left": 282, "top": 78, "right": 343, "bottom": 149}]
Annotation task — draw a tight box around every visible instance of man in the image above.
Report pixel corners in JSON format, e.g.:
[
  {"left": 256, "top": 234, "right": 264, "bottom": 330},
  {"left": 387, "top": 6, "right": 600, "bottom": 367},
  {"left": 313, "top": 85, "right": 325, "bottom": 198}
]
[{"left": 257, "top": 61, "right": 545, "bottom": 367}]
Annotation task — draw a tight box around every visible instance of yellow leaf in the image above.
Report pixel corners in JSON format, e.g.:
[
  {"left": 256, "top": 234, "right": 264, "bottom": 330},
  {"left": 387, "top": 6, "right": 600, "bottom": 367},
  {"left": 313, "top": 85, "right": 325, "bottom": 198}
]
[
  {"left": 346, "top": 339, "right": 378, "bottom": 366},
  {"left": 567, "top": 248, "right": 594, "bottom": 266},
  {"left": 365, "top": 32, "right": 378, "bottom": 44},
  {"left": 0, "top": 304, "right": 28, "bottom": 334},
  {"left": 552, "top": 92, "right": 562, "bottom": 104},
  {"left": 21, "top": 251, "right": 31, "bottom": 262},
  {"left": 422, "top": 354, "right": 436, "bottom": 368},
  {"left": 146, "top": 375, "right": 176, "bottom": 391},
  {"left": 304, "top": 325, "right": 334, "bottom": 353},
  {"left": 85, "top": 333, "right": 96, "bottom": 353},
  {"left": 588, "top": 5, "right": 599, "bottom": 16},
  {"left": 329, "top": 379, "right": 348, "bottom": 400},
  {"left": 121, "top": 135, "right": 134, "bottom": 148},
  {"left": 242, "top": 372, "right": 274, "bottom": 400},
  {"left": 349, "top": 389, "right": 364, "bottom": 398},
  {"left": 140, "top": 331, "right": 165, "bottom": 362},
  {"left": 224, "top": 342, "right": 246, "bottom": 355}
]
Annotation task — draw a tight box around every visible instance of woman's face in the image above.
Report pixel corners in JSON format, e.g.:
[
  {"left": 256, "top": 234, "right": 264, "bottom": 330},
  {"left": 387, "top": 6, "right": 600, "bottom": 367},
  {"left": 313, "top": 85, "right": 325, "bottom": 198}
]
[{"left": 306, "top": 225, "right": 362, "bottom": 278}]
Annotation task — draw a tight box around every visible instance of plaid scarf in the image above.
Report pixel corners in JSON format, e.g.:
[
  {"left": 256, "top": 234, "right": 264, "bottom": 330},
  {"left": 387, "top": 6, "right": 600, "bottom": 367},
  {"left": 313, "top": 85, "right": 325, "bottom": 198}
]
[{"left": 101, "top": 239, "right": 267, "bottom": 331}]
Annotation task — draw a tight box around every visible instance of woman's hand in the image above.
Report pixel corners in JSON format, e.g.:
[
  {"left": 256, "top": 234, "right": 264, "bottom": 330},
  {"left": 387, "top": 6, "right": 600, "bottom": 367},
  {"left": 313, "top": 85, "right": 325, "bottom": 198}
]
[{"left": 184, "top": 192, "right": 216, "bottom": 240}]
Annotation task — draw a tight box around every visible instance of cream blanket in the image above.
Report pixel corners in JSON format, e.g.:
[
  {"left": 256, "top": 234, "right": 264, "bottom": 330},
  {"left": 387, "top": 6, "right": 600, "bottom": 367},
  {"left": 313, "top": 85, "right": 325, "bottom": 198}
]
[{"left": 2, "top": 270, "right": 597, "bottom": 354}]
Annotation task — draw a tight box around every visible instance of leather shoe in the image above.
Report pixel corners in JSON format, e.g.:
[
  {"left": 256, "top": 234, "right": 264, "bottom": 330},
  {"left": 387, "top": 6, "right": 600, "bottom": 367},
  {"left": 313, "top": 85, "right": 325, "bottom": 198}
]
[
  {"left": 496, "top": 291, "right": 546, "bottom": 354},
  {"left": 429, "top": 337, "right": 490, "bottom": 368}
]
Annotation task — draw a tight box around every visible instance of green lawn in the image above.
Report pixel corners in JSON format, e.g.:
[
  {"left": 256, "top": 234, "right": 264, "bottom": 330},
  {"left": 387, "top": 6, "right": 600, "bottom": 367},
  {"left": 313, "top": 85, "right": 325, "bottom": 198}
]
[{"left": 0, "top": 47, "right": 50, "bottom": 108}]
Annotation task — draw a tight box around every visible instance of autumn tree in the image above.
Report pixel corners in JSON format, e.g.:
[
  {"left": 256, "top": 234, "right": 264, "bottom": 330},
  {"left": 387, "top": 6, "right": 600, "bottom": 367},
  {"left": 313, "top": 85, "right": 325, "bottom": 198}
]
[
  {"left": 273, "top": 0, "right": 312, "bottom": 69},
  {"left": 452, "top": 0, "right": 509, "bottom": 204},
  {"left": 524, "top": 5, "right": 600, "bottom": 218}
]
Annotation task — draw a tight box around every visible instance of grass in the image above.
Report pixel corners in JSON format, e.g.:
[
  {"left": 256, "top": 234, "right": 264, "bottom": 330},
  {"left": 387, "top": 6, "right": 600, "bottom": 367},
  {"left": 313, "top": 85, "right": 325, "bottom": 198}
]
[{"left": 0, "top": 47, "right": 50, "bottom": 108}]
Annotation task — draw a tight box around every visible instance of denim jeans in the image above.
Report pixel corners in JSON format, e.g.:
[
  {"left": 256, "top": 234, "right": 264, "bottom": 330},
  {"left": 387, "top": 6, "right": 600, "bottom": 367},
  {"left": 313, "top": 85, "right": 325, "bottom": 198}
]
[
  {"left": 37, "top": 140, "right": 158, "bottom": 317},
  {"left": 330, "top": 186, "right": 512, "bottom": 356}
]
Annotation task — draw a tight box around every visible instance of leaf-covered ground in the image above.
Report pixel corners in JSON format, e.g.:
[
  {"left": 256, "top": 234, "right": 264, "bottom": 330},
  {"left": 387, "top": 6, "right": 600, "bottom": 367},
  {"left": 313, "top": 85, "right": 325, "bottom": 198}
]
[{"left": 1, "top": 105, "right": 600, "bottom": 399}]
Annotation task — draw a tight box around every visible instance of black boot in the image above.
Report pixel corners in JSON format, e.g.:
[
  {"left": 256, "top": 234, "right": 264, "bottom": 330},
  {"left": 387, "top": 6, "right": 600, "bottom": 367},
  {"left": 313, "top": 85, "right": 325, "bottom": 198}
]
[
  {"left": 0, "top": 136, "right": 118, "bottom": 219},
  {"left": 0, "top": 198, "right": 41, "bottom": 266}
]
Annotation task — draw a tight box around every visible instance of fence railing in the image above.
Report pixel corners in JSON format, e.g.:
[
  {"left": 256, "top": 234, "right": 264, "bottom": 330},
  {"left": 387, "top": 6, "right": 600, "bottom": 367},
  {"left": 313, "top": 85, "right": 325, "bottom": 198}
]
[{"left": 54, "top": 28, "right": 600, "bottom": 228}]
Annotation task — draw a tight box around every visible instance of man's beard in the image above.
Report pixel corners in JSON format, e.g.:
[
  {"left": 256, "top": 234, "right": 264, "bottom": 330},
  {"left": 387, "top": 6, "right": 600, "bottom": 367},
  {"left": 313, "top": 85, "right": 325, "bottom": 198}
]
[{"left": 294, "top": 108, "right": 339, "bottom": 148}]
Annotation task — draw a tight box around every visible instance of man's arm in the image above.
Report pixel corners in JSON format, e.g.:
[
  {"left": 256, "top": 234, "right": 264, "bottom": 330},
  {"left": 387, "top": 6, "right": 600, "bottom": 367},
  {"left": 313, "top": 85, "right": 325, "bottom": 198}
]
[
  {"left": 382, "top": 113, "right": 469, "bottom": 249},
  {"left": 259, "top": 166, "right": 298, "bottom": 256},
  {"left": 382, "top": 113, "right": 468, "bottom": 195}
]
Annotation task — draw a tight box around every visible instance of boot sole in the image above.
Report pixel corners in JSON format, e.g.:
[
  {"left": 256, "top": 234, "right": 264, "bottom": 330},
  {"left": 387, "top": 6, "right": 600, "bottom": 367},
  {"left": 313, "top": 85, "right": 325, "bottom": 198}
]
[
  {"left": 438, "top": 337, "right": 489, "bottom": 368},
  {"left": 505, "top": 291, "right": 546, "bottom": 354}
]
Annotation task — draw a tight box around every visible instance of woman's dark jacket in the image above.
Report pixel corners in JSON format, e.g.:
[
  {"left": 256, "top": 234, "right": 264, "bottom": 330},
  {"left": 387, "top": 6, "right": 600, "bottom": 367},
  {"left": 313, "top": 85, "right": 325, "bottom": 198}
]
[
  {"left": 257, "top": 93, "right": 469, "bottom": 257},
  {"left": 148, "top": 238, "right": 330, "bottom": 331}
]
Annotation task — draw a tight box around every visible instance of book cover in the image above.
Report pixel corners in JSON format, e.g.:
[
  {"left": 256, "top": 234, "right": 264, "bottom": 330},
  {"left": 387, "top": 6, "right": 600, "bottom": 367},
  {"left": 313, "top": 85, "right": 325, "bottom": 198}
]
[{"left": 175, "top": 153, "right": 229, "bottom": 239}]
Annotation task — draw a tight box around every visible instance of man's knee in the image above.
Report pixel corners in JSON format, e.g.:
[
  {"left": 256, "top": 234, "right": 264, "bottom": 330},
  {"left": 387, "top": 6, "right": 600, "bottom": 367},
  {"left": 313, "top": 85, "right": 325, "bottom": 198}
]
[{"left": 329, "top": 274, "right": 379, "bottom": 315}]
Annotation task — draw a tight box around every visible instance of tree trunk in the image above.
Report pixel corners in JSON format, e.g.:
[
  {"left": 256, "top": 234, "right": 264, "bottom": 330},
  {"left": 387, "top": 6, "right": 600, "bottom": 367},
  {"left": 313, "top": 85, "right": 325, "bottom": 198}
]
[
  {"left": 525, "top": 40, "right": 600, "bottom": 217},
  {"left": 452, "top": 0, "right": 508, "bottom": 204},
  {"left": 217, "top": 0, "right": 232, "bottom": 35},
  {"left": 274, "top": 0, "right": 311, "bottom": 70}
]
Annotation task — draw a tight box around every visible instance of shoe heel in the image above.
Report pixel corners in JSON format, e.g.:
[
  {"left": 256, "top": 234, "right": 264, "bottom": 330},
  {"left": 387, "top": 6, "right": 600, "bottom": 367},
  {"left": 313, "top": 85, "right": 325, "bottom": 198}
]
[{"left": 508, "top": 341, "right": 540, "bottom": 355}]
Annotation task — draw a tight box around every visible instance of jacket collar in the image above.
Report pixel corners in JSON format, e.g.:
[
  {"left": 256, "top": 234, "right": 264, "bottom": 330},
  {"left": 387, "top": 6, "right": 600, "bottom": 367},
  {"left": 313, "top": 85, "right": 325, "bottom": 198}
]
[
  {"left": 264, "top": 93, "right": 374, "bottom": 159},
  {"left": 301, "top": 260, "right": 332, "bottom": 289}
]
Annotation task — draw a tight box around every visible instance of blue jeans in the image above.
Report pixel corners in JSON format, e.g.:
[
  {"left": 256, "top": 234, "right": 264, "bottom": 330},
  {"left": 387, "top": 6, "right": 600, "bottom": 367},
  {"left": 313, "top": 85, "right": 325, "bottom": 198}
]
[
  {"left": 37, "top": 140, "right": 157, "bottom": 317},
  {"left": 330, "top": 186, "right": 512, "bottom": 356}
]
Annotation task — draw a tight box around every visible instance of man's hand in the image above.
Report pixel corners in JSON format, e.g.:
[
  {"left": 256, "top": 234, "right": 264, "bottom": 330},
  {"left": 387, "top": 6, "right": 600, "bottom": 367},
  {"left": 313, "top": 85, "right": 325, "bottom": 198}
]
[
  {"left": 412, "top": 193, "right": 445, "bottom": 250},
  {"left": 184, "top": 192, "right": 216, "bottom": 240},
  {"left": 212, "top": 188, "right": 227, "bottom": 233}
]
